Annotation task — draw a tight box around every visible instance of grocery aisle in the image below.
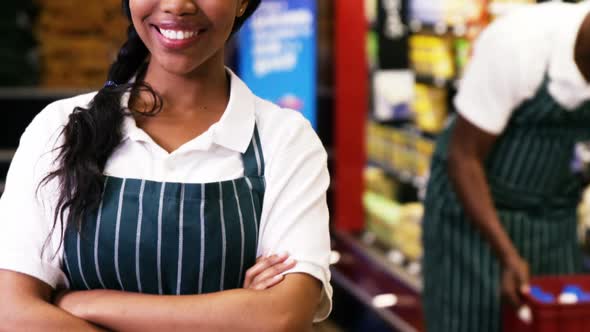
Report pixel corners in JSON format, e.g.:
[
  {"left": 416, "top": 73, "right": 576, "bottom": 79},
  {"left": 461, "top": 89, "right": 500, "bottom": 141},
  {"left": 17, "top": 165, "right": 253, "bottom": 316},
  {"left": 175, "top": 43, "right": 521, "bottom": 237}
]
[{"left": 330, "top": 0, "right": 590, "bottom": 331}]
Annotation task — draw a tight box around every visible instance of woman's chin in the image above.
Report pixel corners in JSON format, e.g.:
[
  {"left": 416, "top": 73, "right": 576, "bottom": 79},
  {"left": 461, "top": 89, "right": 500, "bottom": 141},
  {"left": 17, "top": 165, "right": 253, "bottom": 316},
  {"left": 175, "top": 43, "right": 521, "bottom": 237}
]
[{"left": 152, "top": 56, "right": 207, "bottom": 78}]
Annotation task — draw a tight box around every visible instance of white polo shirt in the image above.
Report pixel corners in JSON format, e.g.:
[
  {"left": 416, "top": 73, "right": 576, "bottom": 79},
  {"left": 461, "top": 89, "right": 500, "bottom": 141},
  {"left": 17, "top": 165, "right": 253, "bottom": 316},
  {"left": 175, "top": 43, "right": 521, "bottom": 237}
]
[
  {"left": 0, "top": 70, "right": 332, "bottom": 321},
  {"left": 455, "top": 1, "right": 590, "bottom": 134}
]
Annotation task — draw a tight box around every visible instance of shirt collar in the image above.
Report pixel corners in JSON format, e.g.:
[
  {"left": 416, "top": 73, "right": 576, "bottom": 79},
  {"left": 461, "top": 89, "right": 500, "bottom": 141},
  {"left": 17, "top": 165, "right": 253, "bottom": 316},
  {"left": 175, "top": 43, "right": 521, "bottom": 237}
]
[
  {"left": 212, "top": 69, "right": 256, "bottom": 153},
  {"left": 548, "top": 2, "right": 590, "bottom": 108},
  {"left": 120, "top": 68, "right": 256, "bottom": 153}
]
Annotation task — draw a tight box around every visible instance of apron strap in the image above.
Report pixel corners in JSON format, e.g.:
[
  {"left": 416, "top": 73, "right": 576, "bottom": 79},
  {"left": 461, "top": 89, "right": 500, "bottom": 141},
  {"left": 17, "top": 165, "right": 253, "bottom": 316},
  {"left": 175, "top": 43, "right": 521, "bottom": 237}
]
[{"left": 242, "top": 124, "right": 265, "bottom": 177}]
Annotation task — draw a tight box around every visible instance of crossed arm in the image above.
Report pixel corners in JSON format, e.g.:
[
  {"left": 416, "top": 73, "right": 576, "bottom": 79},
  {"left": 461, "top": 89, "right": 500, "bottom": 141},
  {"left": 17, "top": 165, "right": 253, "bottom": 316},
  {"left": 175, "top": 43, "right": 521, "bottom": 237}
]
[{"left": 0, "top": 255, "right": 321, "bottom": 332}]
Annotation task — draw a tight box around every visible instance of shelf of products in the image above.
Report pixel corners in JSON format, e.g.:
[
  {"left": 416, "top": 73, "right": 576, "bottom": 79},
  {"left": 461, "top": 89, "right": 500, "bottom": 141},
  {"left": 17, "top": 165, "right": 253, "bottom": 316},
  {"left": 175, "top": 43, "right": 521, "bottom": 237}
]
[
  {"left": 366, "top": 121, "right": 435, "bottom": 190},
  {"left": 330, "top": 230, "right": 423, "bottom": 332},
  {"left": 332, "top": 0, "right": 569, "bottom": 330}
]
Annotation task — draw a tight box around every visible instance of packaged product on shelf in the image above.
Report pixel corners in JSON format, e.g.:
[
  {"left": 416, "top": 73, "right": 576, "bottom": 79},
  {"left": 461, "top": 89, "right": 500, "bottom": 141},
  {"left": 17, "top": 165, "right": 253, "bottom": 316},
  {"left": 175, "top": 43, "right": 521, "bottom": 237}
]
[
  {"left": 372, "top": 70, "right": 414, "bottom": 122},
  {"left": 364, "top": 167, "right": 397, "bottom": 200},
  {"left": 409, "top": 0, "right": 444, "bottom": 26},
  {"left": 375, "top": 0, "right": 409, "bottom": 70},
  {"left": 367, "top": 30, "right": 379, "bottom": 70},
  {"left": 375, "top": 124, "right": 388, "bottom": 165},
  {"left": 444, "top": 0, "right": 486, "bottom": 27},
  {"left": 413, "top": 83, "right": 448, "bottom": 133},
  {"left": 414, "top": 136, "right": 435, "bottom": 180},
  {"left": 394, "top": 203, "right": 423, "bottom": 261},
  {"left": 404, "top": 130, "right": 420, "bottom": 179},
  {"left": 363, "top": 191, "right": 401, "bottom": 250},
  {"left": 363, "top": 192, "right": 424, "bottom": 262},
  {"left": 454, "top": 38, "right": 471, "bottom": 78},
  {"left": 390, "top": 128, "right": 406, "bottom": 173},
  {"left": 410, "top": 34, "right": 455, "bottom": 80}
]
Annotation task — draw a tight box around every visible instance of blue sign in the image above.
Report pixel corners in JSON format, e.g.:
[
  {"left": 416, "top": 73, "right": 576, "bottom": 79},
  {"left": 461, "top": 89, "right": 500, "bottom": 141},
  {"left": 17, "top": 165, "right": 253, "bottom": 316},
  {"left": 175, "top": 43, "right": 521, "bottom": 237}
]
[{"left": 238, "top": 0, "right": 317, "bottom": 128}]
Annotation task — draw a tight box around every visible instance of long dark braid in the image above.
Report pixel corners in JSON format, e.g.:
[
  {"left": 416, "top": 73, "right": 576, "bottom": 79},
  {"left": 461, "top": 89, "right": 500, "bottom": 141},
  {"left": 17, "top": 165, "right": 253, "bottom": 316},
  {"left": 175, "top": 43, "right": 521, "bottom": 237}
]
[
  {"left": 41, "top": 0, "right": 261, "bottom": 253},
  {"left": 41, "top": 1, "right": 161, "bottom": 251}
]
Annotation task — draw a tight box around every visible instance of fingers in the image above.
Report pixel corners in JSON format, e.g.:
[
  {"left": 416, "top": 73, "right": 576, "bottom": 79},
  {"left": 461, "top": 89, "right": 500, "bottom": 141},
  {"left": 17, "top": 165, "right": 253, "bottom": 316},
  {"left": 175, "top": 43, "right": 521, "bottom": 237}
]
[
  {"left": 503, "top": 266, "right": 528, "bottom": 307},
  {"left": 250, "top": 258, "right": 297, "bottom": 290},
  {"left": 502, "top": 256, "right": 531, "bottom": 307},
  {"left": 502, "top": 273, "right": 521, "bottom": 307},
  {"left": 518, "top": 262, "right": 531, "bottom": 294},
  {"left": 243, "top": 253, "right": 289, "bottom": 288},
  {"left": 253, "top": 274, "right": 284, "bottom": 291}
]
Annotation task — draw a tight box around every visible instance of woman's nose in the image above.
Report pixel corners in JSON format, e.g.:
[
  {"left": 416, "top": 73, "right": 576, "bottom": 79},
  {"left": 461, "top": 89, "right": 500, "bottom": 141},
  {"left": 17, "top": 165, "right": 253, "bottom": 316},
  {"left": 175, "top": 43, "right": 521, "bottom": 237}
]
[{"left": 160, "top": 0, "right": 198, "bottom": 16}]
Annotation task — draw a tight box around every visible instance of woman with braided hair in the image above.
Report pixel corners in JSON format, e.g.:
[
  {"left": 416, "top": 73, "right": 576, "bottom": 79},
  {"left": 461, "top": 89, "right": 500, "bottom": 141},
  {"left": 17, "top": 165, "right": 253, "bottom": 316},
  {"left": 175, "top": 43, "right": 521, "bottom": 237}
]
[{"left": 0, "top": 1, "right": 332, "bottom": 330}]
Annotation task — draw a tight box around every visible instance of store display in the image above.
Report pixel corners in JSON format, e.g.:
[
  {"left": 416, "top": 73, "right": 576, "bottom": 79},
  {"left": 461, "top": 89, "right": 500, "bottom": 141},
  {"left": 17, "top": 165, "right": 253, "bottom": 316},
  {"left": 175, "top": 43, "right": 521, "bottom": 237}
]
[
  {"left": 412, "top": 83, "right": 447, "bottom": 133},
  {"left": 376, "top": 0, "right": 409, "bottom": 69},
  {"left": 409, "top": 34, "right": 455, "bottom": 80},
  {"left": 238, "top": 0, "right": 319, "bottom": 128},
  {"left": 363, "top": 190, "right": 423, "bottom": 263},
  {"left": 410, "top": 0, "right": 487, "bottom": 28},
  {"left": 454, "top": 37, "right": 471, "bottom": 77},
  {"left": 35, "top": 0, "right": 127, "bottom": 88},
  {"left": 372, "top": 70, "right": 414, "bottom": 122},
  {"left": 366, "top": 121, "right": 435, "bottom": 185}
]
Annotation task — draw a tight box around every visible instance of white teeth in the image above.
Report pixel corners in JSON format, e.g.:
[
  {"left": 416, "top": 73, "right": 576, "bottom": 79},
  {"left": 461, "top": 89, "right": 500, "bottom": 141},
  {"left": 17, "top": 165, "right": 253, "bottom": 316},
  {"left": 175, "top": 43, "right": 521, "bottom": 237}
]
[{"left": 159, "top": 29, "right": 197, "bottom": 40}]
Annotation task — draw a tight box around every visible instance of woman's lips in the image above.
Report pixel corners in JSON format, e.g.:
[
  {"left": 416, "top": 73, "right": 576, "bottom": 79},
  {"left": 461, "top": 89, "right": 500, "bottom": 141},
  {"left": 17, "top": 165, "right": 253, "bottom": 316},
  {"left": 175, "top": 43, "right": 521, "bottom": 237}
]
[{"left": 151, "top": 24, "right": 205, "bottom": 50}]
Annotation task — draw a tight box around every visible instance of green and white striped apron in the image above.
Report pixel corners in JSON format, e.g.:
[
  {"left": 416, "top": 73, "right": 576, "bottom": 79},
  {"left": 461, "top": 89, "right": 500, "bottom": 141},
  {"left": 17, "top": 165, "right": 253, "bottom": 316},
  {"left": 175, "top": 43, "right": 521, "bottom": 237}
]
[
  {"left": 63, "top": 125, "right": 265, "bottom": 295},
  {"left": 423, "top": 76, "right": 590, "bottom": 332}
]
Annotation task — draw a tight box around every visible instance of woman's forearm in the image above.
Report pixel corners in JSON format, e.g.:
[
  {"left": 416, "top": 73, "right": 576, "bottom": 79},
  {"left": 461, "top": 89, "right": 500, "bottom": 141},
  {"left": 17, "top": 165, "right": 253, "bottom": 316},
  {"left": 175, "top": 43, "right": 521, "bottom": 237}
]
[
  {"left": 0, "top": 270, "right": 107, "bottom": 332},
  {"left": 0, "top": 299, "right": 108, "bottom": 332},
  {"left": 59, "top": 274, "right": 320, "bottom": 332},
  {"left": 447, "top": 152, "right": 519, "bottom": 264}
]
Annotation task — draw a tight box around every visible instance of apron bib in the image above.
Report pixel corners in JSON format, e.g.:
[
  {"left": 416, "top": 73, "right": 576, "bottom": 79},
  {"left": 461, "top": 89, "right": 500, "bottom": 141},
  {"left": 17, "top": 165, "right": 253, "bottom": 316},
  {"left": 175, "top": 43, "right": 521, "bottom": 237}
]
[{"left": 63, "top": 125, "right": 266, "bottom": 295}]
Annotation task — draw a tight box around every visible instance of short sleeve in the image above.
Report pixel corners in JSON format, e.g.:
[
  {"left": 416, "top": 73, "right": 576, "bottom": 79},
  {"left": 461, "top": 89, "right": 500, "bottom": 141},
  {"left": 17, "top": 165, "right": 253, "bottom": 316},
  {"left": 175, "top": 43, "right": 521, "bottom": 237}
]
[
  {"left": 0, "top": 107, "right": 67, "bottom": 288},
  {"left": 257, "top": 119, "right": 332, "bottom": 322},
  {"left": 454, "top": 12, "right": 547, "bottom": 134}
]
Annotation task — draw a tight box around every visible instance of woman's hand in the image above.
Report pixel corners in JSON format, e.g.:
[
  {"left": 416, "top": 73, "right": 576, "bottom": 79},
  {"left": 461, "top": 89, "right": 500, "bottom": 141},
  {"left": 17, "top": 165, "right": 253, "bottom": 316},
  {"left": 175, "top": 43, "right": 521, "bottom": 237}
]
[
  {"left": 243, "top": 253, "right": 296, "bottom": 290},
  {"left": 501, "top": 254, "right": 530, "bottom": 307}
]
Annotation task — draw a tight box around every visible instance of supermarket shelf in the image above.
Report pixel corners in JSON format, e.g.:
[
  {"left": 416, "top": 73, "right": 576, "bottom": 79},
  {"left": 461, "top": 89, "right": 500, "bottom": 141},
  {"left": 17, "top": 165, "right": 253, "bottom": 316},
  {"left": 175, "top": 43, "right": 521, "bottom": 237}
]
[
  {"left": 330, "top": 230, "right": 423, "bottom": 331},
  {"left": 415, "top": 75, "right": 460, "bottom": 89},
  {"left": 409, "top": 20, "right": 468, "bottom": 37},
  {"left": 356, "top": 231, "right": 422, "bottom": 292},
  {"left": 367, "top": 159, "right": 427, "bottom": 193}
]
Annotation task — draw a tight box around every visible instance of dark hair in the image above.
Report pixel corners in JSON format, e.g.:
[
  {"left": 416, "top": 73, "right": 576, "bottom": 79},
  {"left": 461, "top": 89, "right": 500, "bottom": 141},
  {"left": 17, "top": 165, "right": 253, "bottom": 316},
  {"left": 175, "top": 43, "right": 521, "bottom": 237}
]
[{"left": 41, "top": 0, "right": 260, "bottom": 252}]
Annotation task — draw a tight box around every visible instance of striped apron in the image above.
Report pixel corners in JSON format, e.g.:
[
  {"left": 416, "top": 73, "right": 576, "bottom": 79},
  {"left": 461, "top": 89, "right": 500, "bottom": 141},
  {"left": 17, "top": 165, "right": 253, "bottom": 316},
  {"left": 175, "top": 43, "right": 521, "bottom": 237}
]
[
  {"left": 63, "top": 125, "right": 265, "bottom": 295},
  {"left": 423, "top": 76, "right": 590, "bottom": 332}
]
